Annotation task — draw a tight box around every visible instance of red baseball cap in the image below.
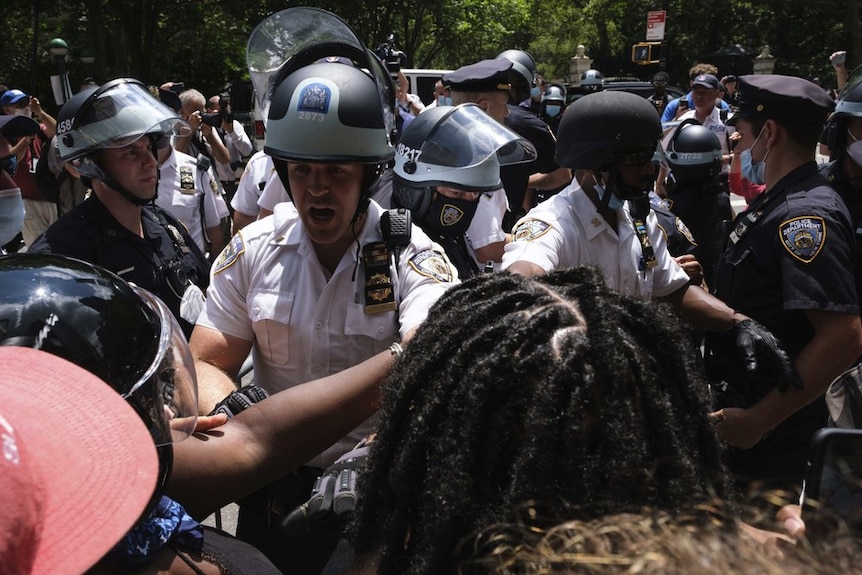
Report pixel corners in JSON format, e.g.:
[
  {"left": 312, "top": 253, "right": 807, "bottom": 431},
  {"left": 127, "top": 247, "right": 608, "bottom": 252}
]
[{"left": 0, "top": 347, "right": 159, "bottom": 574}]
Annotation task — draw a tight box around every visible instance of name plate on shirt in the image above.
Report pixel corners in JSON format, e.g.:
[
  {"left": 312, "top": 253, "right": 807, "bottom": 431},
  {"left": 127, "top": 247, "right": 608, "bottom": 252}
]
[{"left": 362, "top": 242, "right": 396, "bottom": 314}]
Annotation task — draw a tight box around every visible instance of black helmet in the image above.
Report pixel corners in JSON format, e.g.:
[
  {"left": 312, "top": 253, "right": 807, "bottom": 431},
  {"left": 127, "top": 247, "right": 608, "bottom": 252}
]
[
  {"left": 542, "top": 84, "right": 567, "bottom": 105},
  {"left": 825, "top": 65, "right": 862, "bottom": 151},
  {"left": 663, "top": 119, "right": 722, "bottom": 178},
  {"left": 56, "top": 78, "right": 189, "bottom": 180},
  {"left": 392, "top": 103, "right": 536, "bottom": 219},
  {"left": 556, "top": 91, "right": 662, "bottom": 170},
  {"left": 495, "top": 49, "right": 538, "bottom": 92},
  {"left": 580, "top": 69, "right": 604, "bottom": 93},
  {"left": 0, "top": 253, "right": 199, "bottom": 499}
]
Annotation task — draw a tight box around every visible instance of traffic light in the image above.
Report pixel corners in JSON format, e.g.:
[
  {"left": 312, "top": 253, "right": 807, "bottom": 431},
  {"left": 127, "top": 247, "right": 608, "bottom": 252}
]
[{"left": 632, "top": 42, "right": 661, "bottom": 65}]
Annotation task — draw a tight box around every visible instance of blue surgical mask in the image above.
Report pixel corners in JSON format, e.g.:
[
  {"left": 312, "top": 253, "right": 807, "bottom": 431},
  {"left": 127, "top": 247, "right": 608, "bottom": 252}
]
[
  {"left": 530, "top": 86, "right": 541, "bottom": 98},
  {"left": 593, "top": 183, "right": 624, "bottom": 210},
  {"left": 544, "top": 105, "right": 561, "bottom": 118},
  {"left": 0, "top": 188, "right": 25, "bottom": 246},
  {"left": 740, "top": 129, "right": 768, "bottom": 185},
  {"left": 436, "top": 95, "right": 453, "bottom": 107}
]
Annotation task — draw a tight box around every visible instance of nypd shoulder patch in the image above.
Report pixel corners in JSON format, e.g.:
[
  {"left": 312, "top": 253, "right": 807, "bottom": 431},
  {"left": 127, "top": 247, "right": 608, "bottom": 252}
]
[
  {"left": 779, "top": 216, "right": 825, "bottom": 263},
  {"left": 409, "top": 249, "right": 454, "bottom": 283},
  {"left": 676, "top": 217, "right": 698, "bottom": 246},
  {"left": 213, "top": 233, "right": 246, "bottom": 274},
  {"left": 512, "top": 219, "right": 552, "bottom": 242}
]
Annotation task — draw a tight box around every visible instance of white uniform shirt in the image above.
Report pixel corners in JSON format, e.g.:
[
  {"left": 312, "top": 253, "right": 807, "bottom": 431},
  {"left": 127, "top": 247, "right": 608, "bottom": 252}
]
[
  {"left": 467, "top": 189, "right": 508, "bottom": 251},
  {"left": 257, "top": 172, "right": 290, "bottom": 213},
  {"left": 231, "top": 151, "right": 274, "bottom": 217},
  {"left": 214, "top": 121, "right": 254, "bottom": 182},
  {"left": 198, "top": 199, "right": 459, "bottom": 466},
  {"left": 156, "top": 148, "right": 224, "bottom": 253},
  {"left": 501, "top": 182, "right": 689, "bottom": 299}
]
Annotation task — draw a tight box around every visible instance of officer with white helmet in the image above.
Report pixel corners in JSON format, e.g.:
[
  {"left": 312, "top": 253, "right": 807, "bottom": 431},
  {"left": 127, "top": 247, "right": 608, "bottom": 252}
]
[{"left": 190, "top": 8, "right": 458, "bottom": 572}]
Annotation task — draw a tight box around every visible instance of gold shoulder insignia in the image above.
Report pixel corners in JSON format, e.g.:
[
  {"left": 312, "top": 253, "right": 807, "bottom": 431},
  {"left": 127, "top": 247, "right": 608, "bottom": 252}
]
[
  {"left": 512, "top": 219, "right": 552, "bottom": 242},
  {"left": 779, "top": 216, "right": 825, "bottom": 263},
  {"left": 409, "top": 249, "right": 454, "bottom": 283},
  {"left": 676, "top": 217, "right": 698, "bottom": 246},
  {"left": 213, "top": 233, "right": 246, "bottom": 274}
]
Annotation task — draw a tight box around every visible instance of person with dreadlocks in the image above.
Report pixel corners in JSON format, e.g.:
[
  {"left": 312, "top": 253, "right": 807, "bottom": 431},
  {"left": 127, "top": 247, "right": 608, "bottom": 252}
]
[
  {"left": 391, "top": 103, "right": 536, "bottom": 278},
  {"left": 28, "top": 78, "right": 211, "bottom": 338},
  {"left": 189, "top": 8, "right": 458, "bottom": 573},
  {"left": 342, "top": 268, "right": 735, "bottom": 574}
]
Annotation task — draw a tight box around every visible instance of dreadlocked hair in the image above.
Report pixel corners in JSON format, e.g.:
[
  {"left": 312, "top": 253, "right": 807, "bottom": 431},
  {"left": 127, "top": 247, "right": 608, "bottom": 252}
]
[{"left": 348, "top": 267, "right": 733, "bottom": 575}]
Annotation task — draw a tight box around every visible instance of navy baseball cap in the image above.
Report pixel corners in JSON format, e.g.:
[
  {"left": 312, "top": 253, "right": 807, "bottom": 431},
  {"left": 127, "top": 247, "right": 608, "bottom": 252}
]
[
  {"left": 727, "top": 74, "right": 835, "bottom": 126},
  {"left": 0, "top": 89, "right": 29, "bottom": 108},
  {"left": 443, "top": 59, "right": 512, "bottom": 93},
  {"left": 692, "top": 74, "right": 719, "bottom": 90}
]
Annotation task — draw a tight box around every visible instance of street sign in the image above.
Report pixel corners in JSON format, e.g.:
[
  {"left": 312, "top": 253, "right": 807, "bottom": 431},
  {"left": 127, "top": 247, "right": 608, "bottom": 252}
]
[{"left": 646, "top": 10, "right": 666, "bottom": 41}]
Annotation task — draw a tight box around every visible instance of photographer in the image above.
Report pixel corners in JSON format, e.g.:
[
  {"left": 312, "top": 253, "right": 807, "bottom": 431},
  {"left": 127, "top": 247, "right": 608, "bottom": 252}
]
[{"left": 206, "top": 93, "right": 253, "bottom": 207}]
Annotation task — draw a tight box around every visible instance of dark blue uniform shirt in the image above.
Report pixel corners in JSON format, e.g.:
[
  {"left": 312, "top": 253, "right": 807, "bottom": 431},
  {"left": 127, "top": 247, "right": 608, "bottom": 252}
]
[
  {"left": 29, "top": 194, "right": 211, "bottom": 337},
  {"left": 707, "top": 162, "right": 858, "bottom": 488}
]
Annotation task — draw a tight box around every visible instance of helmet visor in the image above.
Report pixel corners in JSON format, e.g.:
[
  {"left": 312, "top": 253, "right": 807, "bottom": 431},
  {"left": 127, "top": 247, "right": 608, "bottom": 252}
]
[
  {"left": 402, "top": 103, "right": 537, "bottom": 190},
  {"left": 72, "top": 81, "right": 190, "bottom": 152},
  {"left": 127, "top": 287, "right": 198, "bottom": 446}
]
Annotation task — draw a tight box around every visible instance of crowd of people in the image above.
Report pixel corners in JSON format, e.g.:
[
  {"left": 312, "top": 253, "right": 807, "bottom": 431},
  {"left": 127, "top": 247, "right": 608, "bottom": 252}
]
[{"left": 2, "top": 6, "right": 862, "bottom": 574}]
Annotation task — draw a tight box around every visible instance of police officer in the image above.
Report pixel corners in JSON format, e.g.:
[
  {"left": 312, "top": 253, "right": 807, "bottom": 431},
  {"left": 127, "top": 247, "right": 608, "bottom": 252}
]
[
  {"left": 29, "top": 78, "right": 210, "bottom": 339},
  {"left": 392, "top": 103, "right": 536, "bottom": 278},
  {"left": 580, "top": 68, "right": 604, "bottom": 94},
  {"left": 0, "top": 114, "right": 38, "bottom": 252},
  {"left": 155, "top": 140, "right": 226, "bottom": 258},
  {"left": 708, "top": 75, "right": 862, "bottom": 491},
  {"left": 820, "top": 72, "right": 862, "bottom": 300},
  {"left": 190, "top": 8, "right": 458, "bottom": 573},
  {"left": 502, "top": 90, "right": 797, "bottom": 392},
  {"left": 539, "top": 83, "right": 567, "bottom": 134},
  {"left": 495, "top": 50, "right": 571, "bottom": 231},
  {"left": 659, "top": 119, "right": 733, "bottom": 283}
]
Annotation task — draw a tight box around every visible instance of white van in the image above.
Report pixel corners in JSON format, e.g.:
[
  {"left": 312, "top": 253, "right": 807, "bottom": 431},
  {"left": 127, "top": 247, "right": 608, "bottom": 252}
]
[{"left": 401, "top": 68, "right": 453, "bottom": 105}]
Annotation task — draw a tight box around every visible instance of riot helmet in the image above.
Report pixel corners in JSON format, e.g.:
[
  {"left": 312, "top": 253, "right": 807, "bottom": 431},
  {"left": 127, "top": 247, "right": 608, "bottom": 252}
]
[
  {"left": 495, "top": 49, "right": 538, "bottom": 101},
  {"left": 0, "top": 254, "right": 199, "bottom": 501},
  {"left": 557, "top": 91, "right": 662, "bottom": 207},
  {"left": 540, "top": 83, "right": 567, "bottom": 120},
  {"left": 55, "top": 78, "right": 190, "bottom": 205},
  {"left": 580, "top": 69, "right": 604, "bottom": 93},
  {"left": 392, "top": 104, "right": 536, "bottom": 223},
  {"left": 662, "top": 119, "right": 722, "bottom": 182},
  {"left": 825, "top": 63, "right": 862, "bottom": 154},
  {"left": 249, "top": 7, "right": 397, "bottom": 221}
]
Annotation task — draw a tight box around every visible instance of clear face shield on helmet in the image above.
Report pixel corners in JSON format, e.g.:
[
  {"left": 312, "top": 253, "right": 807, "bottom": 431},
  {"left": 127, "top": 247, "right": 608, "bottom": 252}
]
[
  {"left": 57, "top": 80, "right": 191, "bottom": 169},
  {"left": 395, "top": 103, "right": 537, "bottom": 192},
  {"left": 127, "top": 287, "right": 198, "bottom": 447},
  {"left": 246, "top": 7, "right": 396, "bottom": 144}
]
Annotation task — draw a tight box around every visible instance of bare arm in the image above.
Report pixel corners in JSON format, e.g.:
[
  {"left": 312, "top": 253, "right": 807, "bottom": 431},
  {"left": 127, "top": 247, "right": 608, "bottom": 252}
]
[
  {"left": 505, "top": 259, "right": 547, "bottom": 278},
  {"left": 473, "top": 235, "right": 511, "bottom": 264},
  {"left": 189, "top": 325, "right": 253, "bottom": 414},
  {"left": 232, "top": 210, "right": 258, "bottom": 231},
  {"left": 713, "top": 310, "right": 862, "bottom": 448},
  {"left": 205, "top": 224, "right": 225, "bottom": 259},
  {"left": 660, "top": 283, "right": 738, "bottom": 332},
  {"left": 527, "top": 167, "right": 572, "bottom": 191},
  {"left": 167, "top": 350, "right": 391, "bottom": 518},
  {"left": 202, "top": 124, "right": 230, "bottom": 166}
]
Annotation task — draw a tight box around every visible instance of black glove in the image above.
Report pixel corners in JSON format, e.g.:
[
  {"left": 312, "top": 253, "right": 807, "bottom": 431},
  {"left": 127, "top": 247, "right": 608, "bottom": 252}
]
[
  {"left": 207, "top": 384, "right": 269, "bottom": 419},
  {"left": 732, "top": 318, "right": 802, "bottom": 393},
  {"left": 281, "top": 440, "right": 371, "bottom": 538}
]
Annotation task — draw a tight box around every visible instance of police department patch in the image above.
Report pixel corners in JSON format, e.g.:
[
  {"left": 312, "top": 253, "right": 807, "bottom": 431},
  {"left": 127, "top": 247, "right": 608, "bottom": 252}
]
[
  {"left": 676, "top": 218, "right": 698, "bottom": 246},
  {"left": 213, "top": 233, "right": 246, "bottom": 274},
  {"left": 779, "top": 216, "right": 825, "bottom": 263},
  {"left": 440, "top": 204, "right": 464, "bottom": 226},
  {"left": 512, "top": 219, "right": 552, "bottom": 242},
  {"left": 298, "top": 83, "right": 331, "bottom": 114},
  {"left": 409, "top": 249, "right": 454, "bottom": 283}
]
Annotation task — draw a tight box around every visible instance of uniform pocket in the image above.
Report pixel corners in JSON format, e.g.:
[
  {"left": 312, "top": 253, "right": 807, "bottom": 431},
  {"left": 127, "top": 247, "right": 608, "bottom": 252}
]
[{"left": 249, "top": 289, "right": 294, "bottom": 365}]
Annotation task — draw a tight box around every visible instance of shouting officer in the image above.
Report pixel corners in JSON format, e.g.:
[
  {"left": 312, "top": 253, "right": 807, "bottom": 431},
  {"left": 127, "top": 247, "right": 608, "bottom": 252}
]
[
  {"left": 29, "top": 78, "right": 211, "bottom": 338},
  {"left": 708, "top": 75, "right": 862, "bottom": 492},
  {"left": 190, "top": 8, "right": 458, "bottom": 573}
]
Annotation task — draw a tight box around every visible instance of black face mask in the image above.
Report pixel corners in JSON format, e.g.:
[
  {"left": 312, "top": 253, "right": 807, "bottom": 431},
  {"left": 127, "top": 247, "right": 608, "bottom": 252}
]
[{"left": 424, "top": 193, "right": 479, "bottom": 238}]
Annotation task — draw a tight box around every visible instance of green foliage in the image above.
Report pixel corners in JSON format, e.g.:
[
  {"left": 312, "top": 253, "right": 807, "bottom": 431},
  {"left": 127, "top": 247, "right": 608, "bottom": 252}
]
[{"left": 0, "top": 0, "right": 855, "bottom": 118}]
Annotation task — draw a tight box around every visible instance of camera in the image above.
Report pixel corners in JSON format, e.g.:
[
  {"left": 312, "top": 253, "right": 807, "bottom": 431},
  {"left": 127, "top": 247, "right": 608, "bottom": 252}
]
[
  {"left": 200, "top": 112, "right": 222, "bottom": 127},
  {"left": 201, "top": 93, "right": 234, "bottom": 127},
  {"left": 374, "top": 34, "right": 407, "bottom": 79}
]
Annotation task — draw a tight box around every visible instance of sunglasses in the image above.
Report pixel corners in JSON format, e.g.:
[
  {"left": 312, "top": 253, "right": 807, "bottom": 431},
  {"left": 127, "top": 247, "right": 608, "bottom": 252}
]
[{"left": 614, "top": 148, "right": 657, "bottom": 167}]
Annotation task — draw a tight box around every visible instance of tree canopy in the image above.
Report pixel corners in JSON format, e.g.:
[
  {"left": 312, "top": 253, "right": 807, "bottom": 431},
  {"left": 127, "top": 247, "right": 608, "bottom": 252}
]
[{"left": 1, "top": 0, "right": 856, "bottom": 117}]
